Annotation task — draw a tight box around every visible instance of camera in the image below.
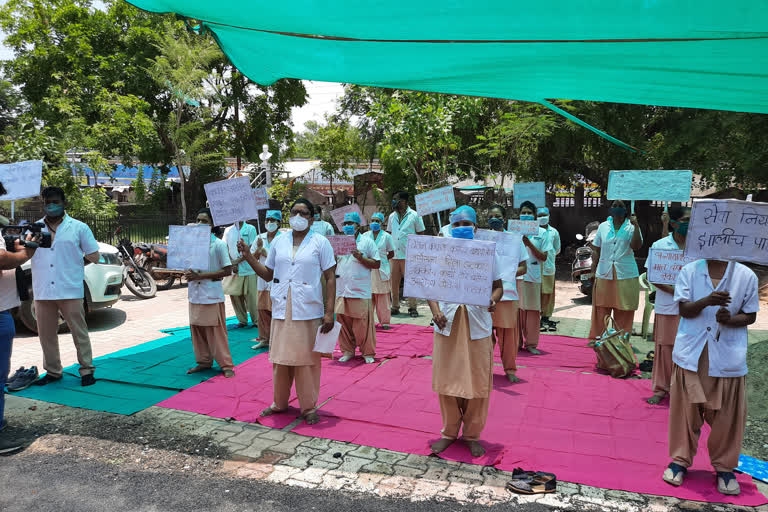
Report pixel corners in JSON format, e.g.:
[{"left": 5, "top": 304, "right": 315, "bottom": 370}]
[{"left": 2, "top": 223, "right": 53, "bottom": 252}]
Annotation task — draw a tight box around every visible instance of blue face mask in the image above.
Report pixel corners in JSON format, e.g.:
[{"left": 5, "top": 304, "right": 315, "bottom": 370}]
[
  {"left": 488, "top": 217, "right": 504, "bottom": 230},
  {"left": 44, "top": 203, "right": 65, "bottom": 217},
  {"left": 610, "top": 207, "right": 627, "bottom": 218},
  {"left": 370, "top": 222, "right": 381, "bottom": 232},
  {"left": 391, "top": 199, "right": 399, "bottom": 209},
  {"left": 342, "top": 225, "right": 356, "bottom": 236},
  {"left": 675, "top": 221, "right": 689, "bottom": 236},
  {"left": 451, "top": 226, "right": 475, "bottom": 240},
  {"left": 520, "top": 214, "right": 535, "bottom": 221}
]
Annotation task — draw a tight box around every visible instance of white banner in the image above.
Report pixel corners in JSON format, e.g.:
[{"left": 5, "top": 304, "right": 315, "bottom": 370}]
[
  {"left": 327, "top": 235, "right": 357, "bottom": 256},
  {"left": 0, "top": 160, "right": 43, "bottom": 201},
  {"left": 415, "top": 185, "right": 456, "bottom": 217},
  {"left": 507, "top": 219, "right": 539, "bottom": 236},
  {"left": 330, "top": 204, "right": 366, "bottom": 228},
  {"left": 607, "top": 170, "right": 693, "bottom": 202},
  {"left": 685, "top": 199, "right": 768, "bottom": 265},
  {"left": 475, "top": 229, "right": 522, "bottom": 282},
  {"left": 253, "top": 187, "right": 269, "bottom": 210},
  {"left": 513, "top": 182, "right": 546, "bottom": 209},
  {"left": 204, "top": 177, "right": 260, "bottom": 226},
  {"left": 647, "top": 248, "right": 697, "bottom": 285},
  {"left": 167, "top": 225, "right": 211, "bottom": 271},
  {"left": 404, "top": 234, "right": 496, "bottom": 306}
]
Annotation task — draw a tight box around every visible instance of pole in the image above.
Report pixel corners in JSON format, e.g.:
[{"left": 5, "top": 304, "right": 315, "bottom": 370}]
[
  {"left": 631, "top": 200, "right": 636, "bottom": 215},
  {"left": 664, "top": 201, "right": 669, "bottom": 213},
  {"left": 10, "top": 201, "right": 14, "bottom": 221},
  {"left": 256, "top": 214, "right": 262, "bottom": 235},
  {"left": 436, "top": 211, "right": 442, "bottom": 231}
]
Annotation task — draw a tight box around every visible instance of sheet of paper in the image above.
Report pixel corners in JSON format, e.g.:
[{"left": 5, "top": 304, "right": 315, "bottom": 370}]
[
  {"left": 167, "top": 225, "right": 211, "bottom": 271},
  {"left": 404, "top": 234, "right": 496, "bottom": 306},
  {"left": 204, "top": 177, "right": 260, "bottom": 226},
  {"left": 513, "top": 182, "right": 546, "bottom": 209},
  {"left": 646, "top": 248, "right": 697, "bottom": 285},
  {"left": 475, "top": 229, "right": 522, "bottom": 282},
  {"left": 330, "top": 204, "right": 367, "bottom": 228},
  {"left": 0, "top": 160, "right": 43, "bottom": 201},
  {"left": 415, "top": 185, "right": 456, "bottom": 217},
  {"left": 684, "top": 198, "right": 768, "bottom": 265},
  {"left": 253, "top": 186, "right": 269, "bottom": 210},
  {"left": 314, "top": 321, "right": 342, "bottom": 353},
  {"left": 507, "top": 219, "right": 539, "bottom": 235},
  {"left": 607, "top": 170, "right": 693, "bottom": 202},
  {"left": 327, "top": 235, "right": 357, "bottom": 256}
]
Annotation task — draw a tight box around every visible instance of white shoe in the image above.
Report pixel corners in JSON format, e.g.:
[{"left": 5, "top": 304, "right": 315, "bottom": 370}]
[
  {"left": 338, "top": 355, "right": 353, "bottom": 362},
  {"left": 364, "top": 356, "right": 375, "bottom": 364},
  {"left": 662, "top": 463, "right": 686, "bottom": 486},
  {"left": 717, "top": 472, "right": 740, "bottom": 495}
]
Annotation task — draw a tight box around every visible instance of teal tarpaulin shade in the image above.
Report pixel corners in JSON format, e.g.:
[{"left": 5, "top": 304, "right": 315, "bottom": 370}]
[{"left": 128, "top": 0, "right": 768, "bottom": 114}]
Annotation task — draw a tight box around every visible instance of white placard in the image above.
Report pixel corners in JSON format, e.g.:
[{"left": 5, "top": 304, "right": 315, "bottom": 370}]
[
  {"left": 685, "top": 199, "right": 768, "bottom": 265},
  {"left": 404, "top": 234, "right": 496, "bottom": 306},
  {"left": 513, "top": 182, "right": 546, "bottom": 209},
  {"left": 415, "top": 186, "right": 456, "bottom": 217},
  {"left": 475, "top": 229, "right": 523, "bottom": 281},
  {"left": 0, "top": 160, "right": 43, "bottom": 200},
  {"left": 327, "top": 235, "right": 357, "bottom": 256},
  {"left": 314, "top": 321, "right": 342, "bottom": 353},
  {"left": 507, "top": 219, "right": 539, "bottom": 236},
  {"left": 647, "top": 249, "right": 697, "bottom": 285},
  {"left": 204, "top": 177, "right": 260, "bottom": 226},
  {"left": 330, "top": 204, "right": 366, "bottom": 228},
  {"left": 253, "top": 187, "right": 269, "bottom": 210},
  {"left": 607, "top": 170, "right": 693, "bottom": 202},
  {"left": 167, "top": 225, "right": 211, "bottom": 271}
]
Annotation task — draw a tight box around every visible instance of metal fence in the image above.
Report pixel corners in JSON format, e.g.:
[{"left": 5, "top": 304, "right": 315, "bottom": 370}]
[{"left": 14, "top": 212, "right": 183, "bottom": 246}]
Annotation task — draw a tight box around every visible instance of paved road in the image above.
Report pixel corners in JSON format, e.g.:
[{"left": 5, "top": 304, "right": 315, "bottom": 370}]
[{"left": 0, "top": 451, "right": 553, "bottom": 512}]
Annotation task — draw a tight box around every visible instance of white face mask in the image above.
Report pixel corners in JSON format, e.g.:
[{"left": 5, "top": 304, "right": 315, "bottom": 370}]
[
  {"left": 538, "top": 215, "right": 549, "bottom": 226},
  {"left": 266, "top": 222, "right": 278, "bottom": 233},
  {"left": 289, "top": 215, "right": 309, "bottom": 232}
]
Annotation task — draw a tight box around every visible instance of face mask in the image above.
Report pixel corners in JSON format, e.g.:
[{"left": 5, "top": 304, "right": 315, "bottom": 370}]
[
  {"left": 610, "top": 207, "right": 627, "bottom": 218},
  {"left": 538, "top": 215, "right": 549, "bottom": 226},
  {"left": 392, "top": 199, "right": 400, "bottom": 209},
  {"left": 44, "top": 203, "right": 64, "bottom": 217},
  {"left": 289, "top": 215, "right": 309, "bottom": 231},
  {"left": 266, "top": 222, "right": 278, "bottom": 233},
  {"left": 451, "top": 226, "right": 475, "bottom": 240},
  {"left": 313, "top": 214, "right": 320, "bottom": 221},
  {"left": 370, "top": 222, "right": 381, "bottom": 232},
  {"left": 520, "top": 214, "right": 535, "bottom": 221},
  {"left": 342, "top": 225, "right": 356, "bottom": 236},
  {"left": 488, "top": 217, "right": 504, "bottom": 230},
  {"left": 675, "top": 221, "right": 689, "bottom": 236}
]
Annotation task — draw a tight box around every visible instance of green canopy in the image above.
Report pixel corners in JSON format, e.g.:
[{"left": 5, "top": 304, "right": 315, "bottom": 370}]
[{"left": 128, "top": 0, "right": 768, "bottom": 113}]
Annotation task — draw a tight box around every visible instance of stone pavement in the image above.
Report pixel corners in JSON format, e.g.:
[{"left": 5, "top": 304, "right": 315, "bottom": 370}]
[{"left": 5, "top": 281, "right": 768, "bottom": 511}]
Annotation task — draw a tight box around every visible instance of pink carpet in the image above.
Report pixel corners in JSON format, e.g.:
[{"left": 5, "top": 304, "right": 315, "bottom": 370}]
[
  {"left": 370, "top": 324, "right": 600, "bottom": 372},
  {"left": 157, "top": 327, "right": 765, "bottom": 506}
]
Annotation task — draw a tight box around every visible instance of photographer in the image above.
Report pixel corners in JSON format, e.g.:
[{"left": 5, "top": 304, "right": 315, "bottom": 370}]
[
  {"left": 0, "top": 214, "right": 37, "bottom": 453},
  {"left": 30, "top": 187, "right": 100, "bottom": 387}
]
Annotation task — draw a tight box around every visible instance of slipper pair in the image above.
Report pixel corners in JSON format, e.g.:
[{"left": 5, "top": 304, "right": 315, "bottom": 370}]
[{"left": 506, "top": 468, "right": 557, "bottom": 495}]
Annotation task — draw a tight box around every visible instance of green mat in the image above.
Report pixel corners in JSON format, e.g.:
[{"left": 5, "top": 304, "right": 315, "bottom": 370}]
[{"left": 14, "top": 318, "right": 267, "bottom": 415}]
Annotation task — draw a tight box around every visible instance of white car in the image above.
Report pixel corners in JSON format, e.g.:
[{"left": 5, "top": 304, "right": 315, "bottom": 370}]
[{"left": 13, "top": 242, "right": 124, "bottom": 333}]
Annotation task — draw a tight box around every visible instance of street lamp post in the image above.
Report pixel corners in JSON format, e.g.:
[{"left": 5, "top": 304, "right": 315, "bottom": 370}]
[{"left": 259, "top": 144, "right": 272, "bottom": 188}]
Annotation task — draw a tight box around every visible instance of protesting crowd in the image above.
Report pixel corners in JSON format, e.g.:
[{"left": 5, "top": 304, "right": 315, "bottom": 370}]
[{"left": 0, "top": 182, "right": 761, "bottom": 498}]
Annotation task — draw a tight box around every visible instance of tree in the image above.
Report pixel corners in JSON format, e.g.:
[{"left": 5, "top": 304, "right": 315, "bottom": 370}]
[
  {"left": 311, "top": 120, "right": 366, "bottom": 199},
  {"left": 290, "top": 120, "right": 321, "bottom": 159}
]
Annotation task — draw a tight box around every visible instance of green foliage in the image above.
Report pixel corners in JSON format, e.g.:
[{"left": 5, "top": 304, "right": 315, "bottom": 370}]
[
  {"left": 289, "top": 120, "right": 321, "bottom": 159},
  {"left": 132, "top": 175, "right": 147, "bottom": 204},
  {"left": 268, "top": 180, "right": 306, "bottom": 219}
]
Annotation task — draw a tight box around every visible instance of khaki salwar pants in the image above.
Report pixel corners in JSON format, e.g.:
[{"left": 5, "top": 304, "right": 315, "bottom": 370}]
[{"left": 35, "top": 299, "right": 94, "bottom": 378}]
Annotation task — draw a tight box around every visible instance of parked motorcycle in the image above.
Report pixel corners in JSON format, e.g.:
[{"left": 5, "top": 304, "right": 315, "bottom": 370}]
[
  {"left": 571, "top": 221, "right": 600, "bottom": 297},
  {"left": 115, "top": 227, "right": 157, "bottom": 299},
  {"left": 134, "top": 242, "right": 176, "bottom": 291}
]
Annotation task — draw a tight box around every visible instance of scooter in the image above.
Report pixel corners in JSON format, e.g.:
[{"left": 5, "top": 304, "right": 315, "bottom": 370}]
[
  {"left": 115, "top": 227, "right": 157, "bottom": 299},
  {"left": 572, "top": 221, "right": 600, "bottom": 297},
  {"left": 134, "top": 242, "right": 176, "bottom": 291}
]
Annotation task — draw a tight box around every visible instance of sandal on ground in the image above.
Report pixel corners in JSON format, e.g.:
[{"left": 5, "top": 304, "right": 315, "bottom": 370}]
[
  {"left": 303, "top": 411, "right": 320, "bottom": 425},
  {"left": 223, "top": 369, "right": 235, "bottom": 378},
  {"left": 511, "top": 468, "right": 556, "bottom": 483},
  {"left": 390, "top": 308, "right": 401, "bottom": 316},
  {"left": 717, "top": 471, "right": 740, "bottom": 495},
  {"left": 662, "top": 462, "right": 687, "bottom": 486},
  {"left": 408, "top": 308, "right": 419, "bottom": 318},
  {"left": 506, "top": 476, "right": 557, "bottom": 494},
  {"left": 547, "top": 321, "right": 558, "bottom": 332}
]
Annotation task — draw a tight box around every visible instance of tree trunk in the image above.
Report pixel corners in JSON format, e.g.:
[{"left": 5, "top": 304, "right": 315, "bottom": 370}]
[{"left": 174, "top": 103, "right": 188, "bottom": 223}]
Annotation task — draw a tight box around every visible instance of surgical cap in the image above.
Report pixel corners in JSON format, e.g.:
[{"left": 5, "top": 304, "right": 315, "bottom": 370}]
[
  {"left": 449, "top": 205, "right": 477, "bottom": 225},
  {"left": 371, "top": 212, "right": 385, "bottom": 222},
  {"left": 266, "top": 210, "right": 282, "bottom": 221},
  {"left": 343, "top": 211, "right": 362, "bottom": 225}
]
